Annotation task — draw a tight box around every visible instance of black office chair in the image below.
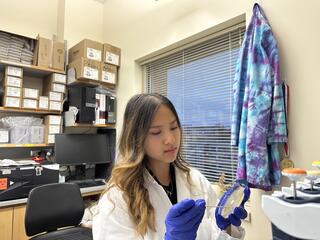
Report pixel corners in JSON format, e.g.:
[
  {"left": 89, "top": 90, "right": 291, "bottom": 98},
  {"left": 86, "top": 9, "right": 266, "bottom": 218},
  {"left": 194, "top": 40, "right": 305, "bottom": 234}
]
[{"left": 25, "top": 183, "right": 93, "bottom": 240}]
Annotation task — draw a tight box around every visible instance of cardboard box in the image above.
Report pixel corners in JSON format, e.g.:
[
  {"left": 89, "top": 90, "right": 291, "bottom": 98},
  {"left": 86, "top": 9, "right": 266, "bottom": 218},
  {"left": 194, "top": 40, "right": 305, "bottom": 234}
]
[
  {"left": 23, "top": 88, "right": 39, "bottom": 99},
  {"left": 44, "top": 115, "right": 62, "bottom": 144},
  {"left": 68, "top": 39, "right": 102, "bottom": 62},
  {"left": 3, "top": 97, "right": 20, "bottom": 108},
  {"left": 22, "top": 98, "right": 38, "bottom": 109},
  {"left": 5, "top": 66, "right": 23, "bottom": 78},
  {"left": 103, "top": 43, "right": 121, "bottom": 66},
  {"left": 49, "top": 100, "right": 62, "bottom": 111},
  {"left": 33, "top": 36, "right": 53, "bottom": 68},
  {"left": 5, "top": 86, "right": 21, "bottom": 98},
  {"left": 43, "top": 76, "right": 66, "bottom": 94},
  {"left": 101, "top": 63, "right": 117, "bottom": 84},
  {"left": 47, "top": 73, "right": 67, "bottom": 84},
  {"left": 52, "top": 41, "right": 65, "bottom": 71},
  {"left": 45, "top": 115, "right": 62, "bottom": 125},
  {"left": 38, "top": 96, "right": 49, "bottom": 109},
  {"left": 4, "top": 76, "right": 22, "bottom": 87},
  {"left": 68, "top": 58, "right": 101, "bottom": 83},
  {"left": 45, "top": 134, "right": 55, "bottom": 144},
  {"left": 48, "top": 91, "right": 63, "bottom": 102},
  {"left": 44, "top": 82, "right": 66, "bottom": 93},
  {"left": 48, "top": 125, "right": 60, "bottom": 134}
]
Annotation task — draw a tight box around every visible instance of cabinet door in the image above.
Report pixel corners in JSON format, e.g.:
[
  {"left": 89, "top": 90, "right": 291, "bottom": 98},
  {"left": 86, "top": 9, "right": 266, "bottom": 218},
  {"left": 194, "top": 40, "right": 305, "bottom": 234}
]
[
  {"left": 0, "top": 207, "right": 13, "bottom": 240},
  {"left": 12, "top": 205, "right": 28, "bottom": 240}
]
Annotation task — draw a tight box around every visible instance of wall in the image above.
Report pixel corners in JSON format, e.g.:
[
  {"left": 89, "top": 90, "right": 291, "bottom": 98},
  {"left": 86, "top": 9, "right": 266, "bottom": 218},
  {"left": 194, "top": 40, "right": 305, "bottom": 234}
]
[
  {"left": 103, "top": 0, "right": 320, "bottom": 239},
  {"left": 0, "top": 0, "right": 59, "bottom": 39},
  {"left": 0, "top": 0, "right": 104, "bottom": 49},
  {"left": 64, "top": 0, "right": 104, "bottom": 48}
]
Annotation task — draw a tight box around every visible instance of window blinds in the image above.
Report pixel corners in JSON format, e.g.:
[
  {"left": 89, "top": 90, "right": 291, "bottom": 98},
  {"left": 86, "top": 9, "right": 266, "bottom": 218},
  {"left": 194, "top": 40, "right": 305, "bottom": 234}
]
[{"left": 145, "top": 23, "right": 245, "bottom": 183}]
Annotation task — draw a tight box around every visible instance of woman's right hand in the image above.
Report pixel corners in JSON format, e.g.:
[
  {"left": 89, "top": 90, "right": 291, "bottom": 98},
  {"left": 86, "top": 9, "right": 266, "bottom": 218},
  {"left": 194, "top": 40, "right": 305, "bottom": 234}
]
[{"left": 164, "top": 199, "right": 206, "bottom": 240}]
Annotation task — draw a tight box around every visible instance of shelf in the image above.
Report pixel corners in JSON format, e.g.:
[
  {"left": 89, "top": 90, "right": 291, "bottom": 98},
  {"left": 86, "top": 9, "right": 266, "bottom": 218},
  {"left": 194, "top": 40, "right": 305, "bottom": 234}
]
[
  {"left": 0, "top": 107, "right": 61, "bottom": 115},
  {"left": 65, "top": 123, "right": 116, "bottom": 128},
  {"left": 68, "top": 78, "right": 116, "bottom": 89},
  {"left": 0, "top": 59, "right": 65, "bottom": 77},
  {"left": 0, "top": 143, "right": 53, "bottom": 148}
]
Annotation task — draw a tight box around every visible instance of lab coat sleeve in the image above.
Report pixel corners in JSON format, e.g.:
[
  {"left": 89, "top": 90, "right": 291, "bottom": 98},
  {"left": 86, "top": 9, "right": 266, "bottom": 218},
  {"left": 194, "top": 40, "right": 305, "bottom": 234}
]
[
  {"left": 191, "top": 169, "right": 245, "bottom": 240},
  {"left": 92, "top": 187, "right": 144, "bottom": 240}
]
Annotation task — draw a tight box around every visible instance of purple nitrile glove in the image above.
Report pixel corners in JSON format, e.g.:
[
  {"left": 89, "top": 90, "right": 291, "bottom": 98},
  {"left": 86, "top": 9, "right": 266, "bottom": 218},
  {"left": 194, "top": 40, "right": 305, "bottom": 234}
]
[
  {"left": 164, "top": 199, "right": 206, "bottom": 240},
  {"left": 215, "top": 183, "right": 250, "bottom": 230}
]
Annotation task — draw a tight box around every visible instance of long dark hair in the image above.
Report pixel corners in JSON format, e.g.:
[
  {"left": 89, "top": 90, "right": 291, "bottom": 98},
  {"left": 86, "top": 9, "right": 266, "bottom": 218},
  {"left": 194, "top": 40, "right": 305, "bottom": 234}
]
[{"left": 104, "top": 93, "right": 191, "bottom": 235}]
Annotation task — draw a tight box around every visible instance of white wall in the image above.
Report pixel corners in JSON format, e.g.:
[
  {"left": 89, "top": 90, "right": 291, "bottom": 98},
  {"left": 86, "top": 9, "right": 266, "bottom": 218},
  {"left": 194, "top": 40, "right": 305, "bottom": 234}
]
[
  {"left": 102, "top": 0, "right": 320, "bottom": 239},
  {"left": 0, "top": 0, "right": 59, "bottom": 39},
  {"left": 0, "top": 0, "right": 104, "bottom": 47},
  {"left": 64, "top": 0, "right": 104, "bottom": 48}
]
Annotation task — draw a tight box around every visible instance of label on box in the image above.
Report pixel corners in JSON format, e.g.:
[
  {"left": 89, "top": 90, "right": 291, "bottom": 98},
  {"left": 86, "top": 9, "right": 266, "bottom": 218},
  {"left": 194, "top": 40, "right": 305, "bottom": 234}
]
[
  {"left": 87, "top": 48, "right": 102, "bottom": 61},
  {"left": 0, "top": 129, "right": 9, "bottom": 143},
  {"left": 6, "top": 87, "right": 21, "bottom": 97},
  {"left": 39, "top": 96, "right": 49, "bottom": 109},
  {"left": 6, "top": 66, "right": 23, "bottom": 77},
  {"left": 102, "top": 71, "right": 116, "bottom": 84},
  {"left": 105, "top": 52, "right": 119, "bottom": 65},
  {"left": 48, "top": 115, "right": 61, "bottom": 125},
  {"left": 48, "top": 134, "right": 55, "bottom": 144},
  {"left": 49, "top": 125, "right": 60, "bottom": 134},
  {"left": 49, "top": 101, "right": 62, "bottom": 111},
  {"left": 52, "top": 83, "right": 65, "bottom": 93},
  {"left": 49, "top": 92, "right": 63, "bottom": 101},
  {"left": 23, "top": 99, "right": 37, "bottom": 109},
  {"left": 24, "top": 88, "right": 39, "bottom": 99},
  {"left": 6, "top": 76, "right": 22, "bottom": 87},
  {"left": 84, "top": 66, "right": 99, "bottom": 80},
  {"left": 4, "top": 97, "right": 20, "bottom": 108},
  {"left": 53, "top": 73, "right": 66, "bottom": 84}
]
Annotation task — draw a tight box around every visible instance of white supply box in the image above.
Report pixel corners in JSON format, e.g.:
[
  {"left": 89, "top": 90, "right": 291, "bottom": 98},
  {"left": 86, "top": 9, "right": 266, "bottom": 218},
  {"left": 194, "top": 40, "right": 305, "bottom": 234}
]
[
  {"left": 5, "top": 86, "right": 21, "bottom": 97},
  {"left": 23, "top": 88, "right": 39, "bottom": 99},
  {"left": 3, "top": 97, "right": 21, "bottom": 108},
  {"left": 38, "top": 96, "right": 49, "bottom": 109},
  {"left": 22, "top": 99, "right": 38, "bottom": 109}
]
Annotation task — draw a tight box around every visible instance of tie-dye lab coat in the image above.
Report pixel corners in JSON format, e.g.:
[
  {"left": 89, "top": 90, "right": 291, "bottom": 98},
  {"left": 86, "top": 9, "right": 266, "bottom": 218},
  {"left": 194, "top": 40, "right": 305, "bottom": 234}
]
[{"left": 231, "top": 4, "right": 287, "bottom": 190}]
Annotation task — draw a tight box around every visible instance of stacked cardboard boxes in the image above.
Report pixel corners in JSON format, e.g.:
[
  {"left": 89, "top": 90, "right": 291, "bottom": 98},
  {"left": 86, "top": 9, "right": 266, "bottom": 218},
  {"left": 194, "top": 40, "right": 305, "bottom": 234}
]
[
  {"left": 33, "top": 35, "right": 65, "bottom": 71},
  {"left": 1, "top": 66, "right": 65, "bottom": 112},
  {"left": 2, "top": 66, "right": 23, "bottom": 108},
  {"left": 43, "top": 73, "right": 66, "bottom": 112},
  {"left": 68, "top": 39, "right": 102, "bottom": 83},
  {"left": 44, "top": 115, "right": 62, "bottom": 144},
  {"left": 22, "top": 87, "right": 39, "bottom": 109},
  {"left": 101, "top": 43, "right": 120, "bottom": 85},
  {"left": 67, "top": 39, "right": 121, "bottom": 86}
]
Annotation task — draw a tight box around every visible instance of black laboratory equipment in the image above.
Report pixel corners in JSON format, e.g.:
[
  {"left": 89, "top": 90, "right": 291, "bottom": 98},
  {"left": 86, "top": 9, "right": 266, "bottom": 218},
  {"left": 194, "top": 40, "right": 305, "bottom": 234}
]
[{"left": 68, "top": 85, "right": 96, "bottom": 123}]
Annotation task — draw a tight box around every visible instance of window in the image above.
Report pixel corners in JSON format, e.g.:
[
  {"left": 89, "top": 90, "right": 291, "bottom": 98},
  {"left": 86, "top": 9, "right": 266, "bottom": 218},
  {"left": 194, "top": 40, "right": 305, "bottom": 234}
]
[{"left": 144, "top": 23, "right": 245, "bottom": 183}]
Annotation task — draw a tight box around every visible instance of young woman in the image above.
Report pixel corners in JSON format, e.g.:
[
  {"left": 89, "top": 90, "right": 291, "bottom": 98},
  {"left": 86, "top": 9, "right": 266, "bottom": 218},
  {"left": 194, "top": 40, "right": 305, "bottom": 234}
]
[{"left": 93, "top": 93, "right": 246, "bottom": 240}]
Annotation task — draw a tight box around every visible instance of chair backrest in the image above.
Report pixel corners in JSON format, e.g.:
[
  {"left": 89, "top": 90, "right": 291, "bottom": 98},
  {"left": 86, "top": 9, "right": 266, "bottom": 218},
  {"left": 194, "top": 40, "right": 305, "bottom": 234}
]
[{"left": 25, "top": 183, "right": 85, "bottom": 236}]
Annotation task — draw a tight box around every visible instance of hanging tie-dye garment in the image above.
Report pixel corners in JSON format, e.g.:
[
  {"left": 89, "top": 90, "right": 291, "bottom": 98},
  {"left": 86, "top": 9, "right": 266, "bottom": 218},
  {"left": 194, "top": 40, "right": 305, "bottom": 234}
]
[{"left": 231, "top": 3, "right": 287, "bottom": 190}]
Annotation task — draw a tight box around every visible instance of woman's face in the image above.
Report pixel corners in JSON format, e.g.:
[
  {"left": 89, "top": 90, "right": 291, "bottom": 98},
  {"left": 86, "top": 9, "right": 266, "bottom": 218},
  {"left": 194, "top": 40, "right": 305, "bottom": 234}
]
[{"left": 144, "top": 104, "right": 181, "bottom": 164}]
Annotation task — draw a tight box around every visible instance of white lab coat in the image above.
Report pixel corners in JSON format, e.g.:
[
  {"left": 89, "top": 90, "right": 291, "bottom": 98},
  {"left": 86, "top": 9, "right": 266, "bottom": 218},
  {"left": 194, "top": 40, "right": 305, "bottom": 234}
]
[{"left": 92, "top": 166, "right": 245, "bottom": 240}]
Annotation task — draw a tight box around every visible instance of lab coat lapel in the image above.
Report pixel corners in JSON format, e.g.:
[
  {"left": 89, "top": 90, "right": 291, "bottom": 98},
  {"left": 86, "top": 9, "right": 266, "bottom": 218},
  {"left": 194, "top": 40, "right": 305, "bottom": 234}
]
[{"left": 175, "top": 166, "right": 191, "bottom": 201}]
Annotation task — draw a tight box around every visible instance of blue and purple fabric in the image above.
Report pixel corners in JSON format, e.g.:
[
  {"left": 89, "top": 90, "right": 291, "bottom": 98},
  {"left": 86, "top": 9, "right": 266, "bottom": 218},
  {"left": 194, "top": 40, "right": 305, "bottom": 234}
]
[{"left": 231, "top": 4, "right": 288, "bottom": 190}]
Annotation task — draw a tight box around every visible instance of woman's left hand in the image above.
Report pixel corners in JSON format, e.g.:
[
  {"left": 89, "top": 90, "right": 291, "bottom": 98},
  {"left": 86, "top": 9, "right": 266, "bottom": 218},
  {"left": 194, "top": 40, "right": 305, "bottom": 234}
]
[{"left": 215, "top": 185, "right": 250, "bottom": 230}]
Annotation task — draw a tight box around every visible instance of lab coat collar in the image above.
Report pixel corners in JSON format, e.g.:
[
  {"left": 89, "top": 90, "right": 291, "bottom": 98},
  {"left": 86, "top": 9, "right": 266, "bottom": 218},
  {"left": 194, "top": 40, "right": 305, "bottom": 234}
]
[{"left": 143, "top": 164, "right": 191, "bottom": 202}]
